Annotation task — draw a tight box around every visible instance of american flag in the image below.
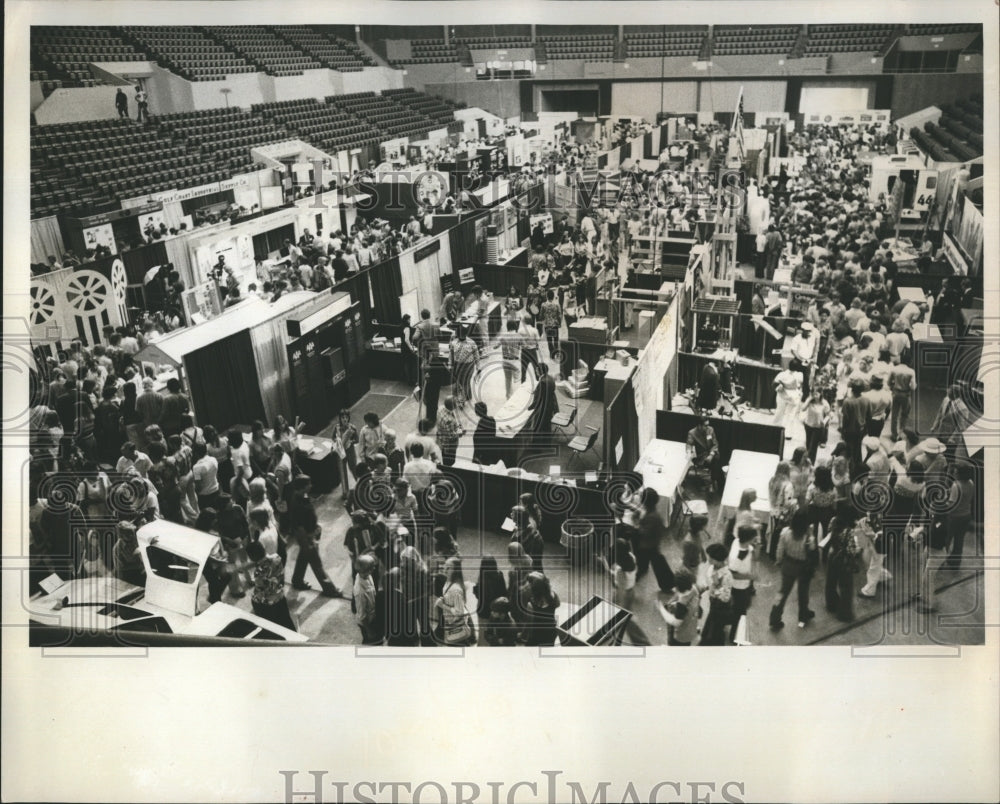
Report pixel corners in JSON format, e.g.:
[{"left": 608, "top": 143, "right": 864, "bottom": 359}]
[{"left": 731, "top": 86, "right": 746, "bottom": 162}]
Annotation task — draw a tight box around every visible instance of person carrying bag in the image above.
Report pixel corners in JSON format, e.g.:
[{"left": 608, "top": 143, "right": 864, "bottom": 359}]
[{"left": 436, "top": 557, "right": 476, "bottom": 646}]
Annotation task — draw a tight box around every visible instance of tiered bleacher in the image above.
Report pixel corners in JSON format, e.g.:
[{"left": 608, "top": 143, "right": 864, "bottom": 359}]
[
  {"left": 156, "top": 107, "right": 291, "bottom": 172},
  {"left": 250, "top": 99, "right": 381, "bottom": 156},
  {"left": 623, "top": 28, "right": 706, "bottom": 58},
  {"left": 326, "top": 91, "right": 442, "bottom": 140},
  {"left": 906, "top": 23, "right": 983, "bottom": 35},
  {"left": 29, "top": 118, "right": 228, "bottom": 216},
  {"left": 30, "top": 58, "right": 63, "bottom": 98},
  {"left": 381, "top": 87, "right": 461, "bottom": 126},
  {"left": 454, "top": 34, "right": 533, "bottom": 50},
  {"left": 909, "top": 95, "right": 983, "bottom": 163},
  {"left": 395, "top": 38, "right": 460, "bottom": 65},
  {"left": 270, "top": 25, "right": 372, "bottom": 71},
  {"left": 712, "top": 25, "right": 798, "bottom": 56},
  {"left": 203, "top": 26, "right": 322, "bottom": 77},
  {"left": 538, "top": 34, "right": 615, "bottom": 61},
  {"left": 122, "top": 26, "right": 255, "bottom": 82},
  {"left": 31, "top": 27, "right": 147, "bottom": 88},
  {"left": 804, "top": 24, "right": 895, "bottom": 56}
]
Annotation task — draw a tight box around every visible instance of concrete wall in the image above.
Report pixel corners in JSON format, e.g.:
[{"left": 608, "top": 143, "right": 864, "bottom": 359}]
[
  {"left": 612, "top": 80, "right": 699, "bottom": 115},
  {"left": 189, "top": 71, "right": 269, "bottom": 110},
  {"left": 273, "top": 69, "right": 339, "bottom": 102},
  {"left": 33, "top": 85, "right": 124, "bottom": 124},
  {"left": 144, "top": 64, "right": 194, "bottom": 114},
  {"left": 340, "top": 66, "right": 404, "bottom": 94},
  {"left": 426, "top": 79, "right": 522, "bottom": 118},
  {"left": 30, "top": 82, "right": 45, "bottom": 112}
]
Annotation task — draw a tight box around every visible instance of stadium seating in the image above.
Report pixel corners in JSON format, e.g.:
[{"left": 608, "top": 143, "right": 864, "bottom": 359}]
[
  {"left": 906, "top": 24, "right": 982, "bottom": 36},
  {"left": 623, "top": 28, "right": 706, "bottom": 59},
  {"left": 31, "top": 26, "right": 147, "bottom": 88},
  {"left": 537, "top": 34, "right": 614, "bottom": 62},
  {"left": 250, "top": 98, "right": 381, "bottom": 155},
  {"left": 122, "top": 26, "right": 255, "bottom": 81},
  {"left": 269, "top": 25, "right": 373, "bottom": 72},
  {"left": 202, "top": 26, "right": 322, "bottom": 77},
  {"left": 912, "top": 95, "right": 983, "bottom": 162},
  {"left": 712, "top": 25, "right": 798, "bottom": 57},
  {"left": 803, "top": 24, "right": 895, "bottom": 56},
  {"left": 156, "top": 107, "right": 291, "bottom": 172},
  {"left": 393, "top": 38, "right": 460, "bottom": 65},
  {"left": 30, "top": 117, "right": 228, "bottom": 216}
]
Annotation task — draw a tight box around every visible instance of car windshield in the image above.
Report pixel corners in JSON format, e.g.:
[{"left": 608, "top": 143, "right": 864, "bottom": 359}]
[
  {"left": 216, "top": 619, "right": 284, "bottom": 641},
  {"left": 146, "top": 545, "right": 199, "bottom": 583}
]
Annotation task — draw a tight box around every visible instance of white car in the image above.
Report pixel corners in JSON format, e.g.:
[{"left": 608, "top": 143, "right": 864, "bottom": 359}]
[{"left": 29, "top": 520, "right": 306, "bottom": 643}]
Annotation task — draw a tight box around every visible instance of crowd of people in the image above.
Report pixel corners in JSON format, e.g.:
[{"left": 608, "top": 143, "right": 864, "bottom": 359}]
[
  {"left": 27, "top": 103, "right": 981, "bottom": 646},
  {"left": 681, "top": 121, "right": 981, "bottom": 633}
]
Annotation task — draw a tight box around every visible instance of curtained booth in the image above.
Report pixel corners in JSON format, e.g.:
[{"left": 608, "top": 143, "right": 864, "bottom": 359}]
[{"left": 133, "top": 292, "right": 344, "bottom": 431}]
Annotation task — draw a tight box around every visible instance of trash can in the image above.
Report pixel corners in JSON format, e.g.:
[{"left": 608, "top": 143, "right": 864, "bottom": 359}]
[{"left": 561, "top": 518, "right": 595, "bottom": 569}]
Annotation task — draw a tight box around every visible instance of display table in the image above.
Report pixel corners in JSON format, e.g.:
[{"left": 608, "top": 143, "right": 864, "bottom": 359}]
[
  {"left": 366, "top": 346, "right": 405, "bottom": 380},
  {"left": 500, "top": 247, "right": 528, "bottom": 267},
  {"left": 459, "top": 299, "right": 503, "bottom": 342},
  {"left": 897, "top": 286, "right": 926, "bottom": 305},
  {"left": 720, "top": 449, "right": 780, "bottom": 523},
  {"left": 292, "top": 435, "right": 342, "bottom": 495},
  {"left": 495, "top": 380, "right": 535, "bottom": 441},
  {"left": 676, "top": 350, "right": 781, "bottom": 410},
  {"left": 592, "top": 357, "right": 636, "bottom": 403},
  {"left": 634, "top": 439, "right": 691, "bottom": 522},
  {"left": 912, "top": 322, "right": 951, "bottom": 388},
  {"left": 441, "top": 460, "right": 612, "bottom": 544}
]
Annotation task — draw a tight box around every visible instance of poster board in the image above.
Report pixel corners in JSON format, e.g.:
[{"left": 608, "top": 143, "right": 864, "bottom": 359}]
[
  {"left": 399, "top": 288, "right": 419, "bottom": 324},
  {"left": 181, "top": 282, "right": 223, "bottom": 324}
]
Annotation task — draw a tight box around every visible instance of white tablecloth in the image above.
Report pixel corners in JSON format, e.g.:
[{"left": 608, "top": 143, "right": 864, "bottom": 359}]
[
  {"left": 720, "top": 449, "right": 781, "bottom": 521},
  {"left": 634, "top": 439, "right": 691, "bottom": 522},
  {"left": 495, "top": 380, "right": 535, "bottom": 439}
]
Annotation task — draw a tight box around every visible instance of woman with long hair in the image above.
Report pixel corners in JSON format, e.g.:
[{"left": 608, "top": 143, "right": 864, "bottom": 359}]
[
  {"left": 788, "top": 446, "right": 814, "bottom": 509},
  {"left": 767, "top": 462, "right": 797, "bottom": 560},
  {"left": 825, "top": 503, "right": 862, "bottom": 622},
  {"left": 522, "top": 572, "right": 561, "bottom": 647},
  {"left": 805, "top": 464, "right": 839, "bottom": 545},
  {"left": 886, "top": 460, "right": 926, "bottom": 576},
  {"left": 398, "top": 545, "right": 433, "bottom": 645},
  {"left": 474, "top": 556, "right": 508, "bottom": 620},
  {"left": 608, "top": 537, "right": 638, "bottom": 610},
  {"left": 510, "top": 504, "right": 544, "bottom": 571},
  {"left": 725, "top": 488, "right": 759, "bottom": 552},
  {"left": 768, "top": 510, "right": 818, "bottom": 631},
  {"left": 506, "top": 541, "right": 534, "bottom": 625},
  {"left": 203, "top": 425, "right": 233, "bottom": 497},
  {"left": 435, "top": 557, "right": 475, "bottom": 646}
]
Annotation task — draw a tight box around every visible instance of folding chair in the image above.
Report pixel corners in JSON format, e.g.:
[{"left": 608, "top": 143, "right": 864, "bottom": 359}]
[
  {"left": 566, "top": 426, "right": 600, "bottom": 467},
  {"left": 550, "top": 406, "right": 577, "bottom": 444}
]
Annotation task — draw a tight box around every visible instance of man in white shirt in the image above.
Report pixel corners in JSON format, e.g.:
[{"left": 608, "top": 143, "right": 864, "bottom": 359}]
[
  {"left": 116, "top": 441, "right": 153, "bottom": 478},
  {"left": 402, "top": 443, "right": 436, "bottom": 510},
  {"left": 788, "top": 322, "right": 818, "bottom": 399},
  {"left": 403, "top": 421, "right": 442, "bottom": 463},
  {"left": 773, "top": 367, "right": 803, "bottom": 434}
]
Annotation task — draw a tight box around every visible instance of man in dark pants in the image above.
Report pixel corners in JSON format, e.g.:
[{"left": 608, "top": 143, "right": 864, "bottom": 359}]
[
  {"left": 633, "top": 488, "right": 675, "bottom": 592},
  {"left": 287, "top": 475, "right": 343, "bottom": 597},
  {"left": 422, "top": 358, "right": 450, "bottom": 425},
  {"left": 839, "top": 381, "right": 872, "bottom": 473},
  {"left": 528, "top": 362, "right": 559, "bottom": 442}
]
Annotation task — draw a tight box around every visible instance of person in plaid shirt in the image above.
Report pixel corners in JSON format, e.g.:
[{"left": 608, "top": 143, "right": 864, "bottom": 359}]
[
  {"left": 449, "top": 326, "right": 479, "bottom": 408},
  {"left": 247, "top": 539, "right": 296, "bottom": 632},
  {"left": 539, "top": 290, "right": 563, "bottom": 359},
  {"left": 435, "top": 397, "right": 465, "bottom": 467}
]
